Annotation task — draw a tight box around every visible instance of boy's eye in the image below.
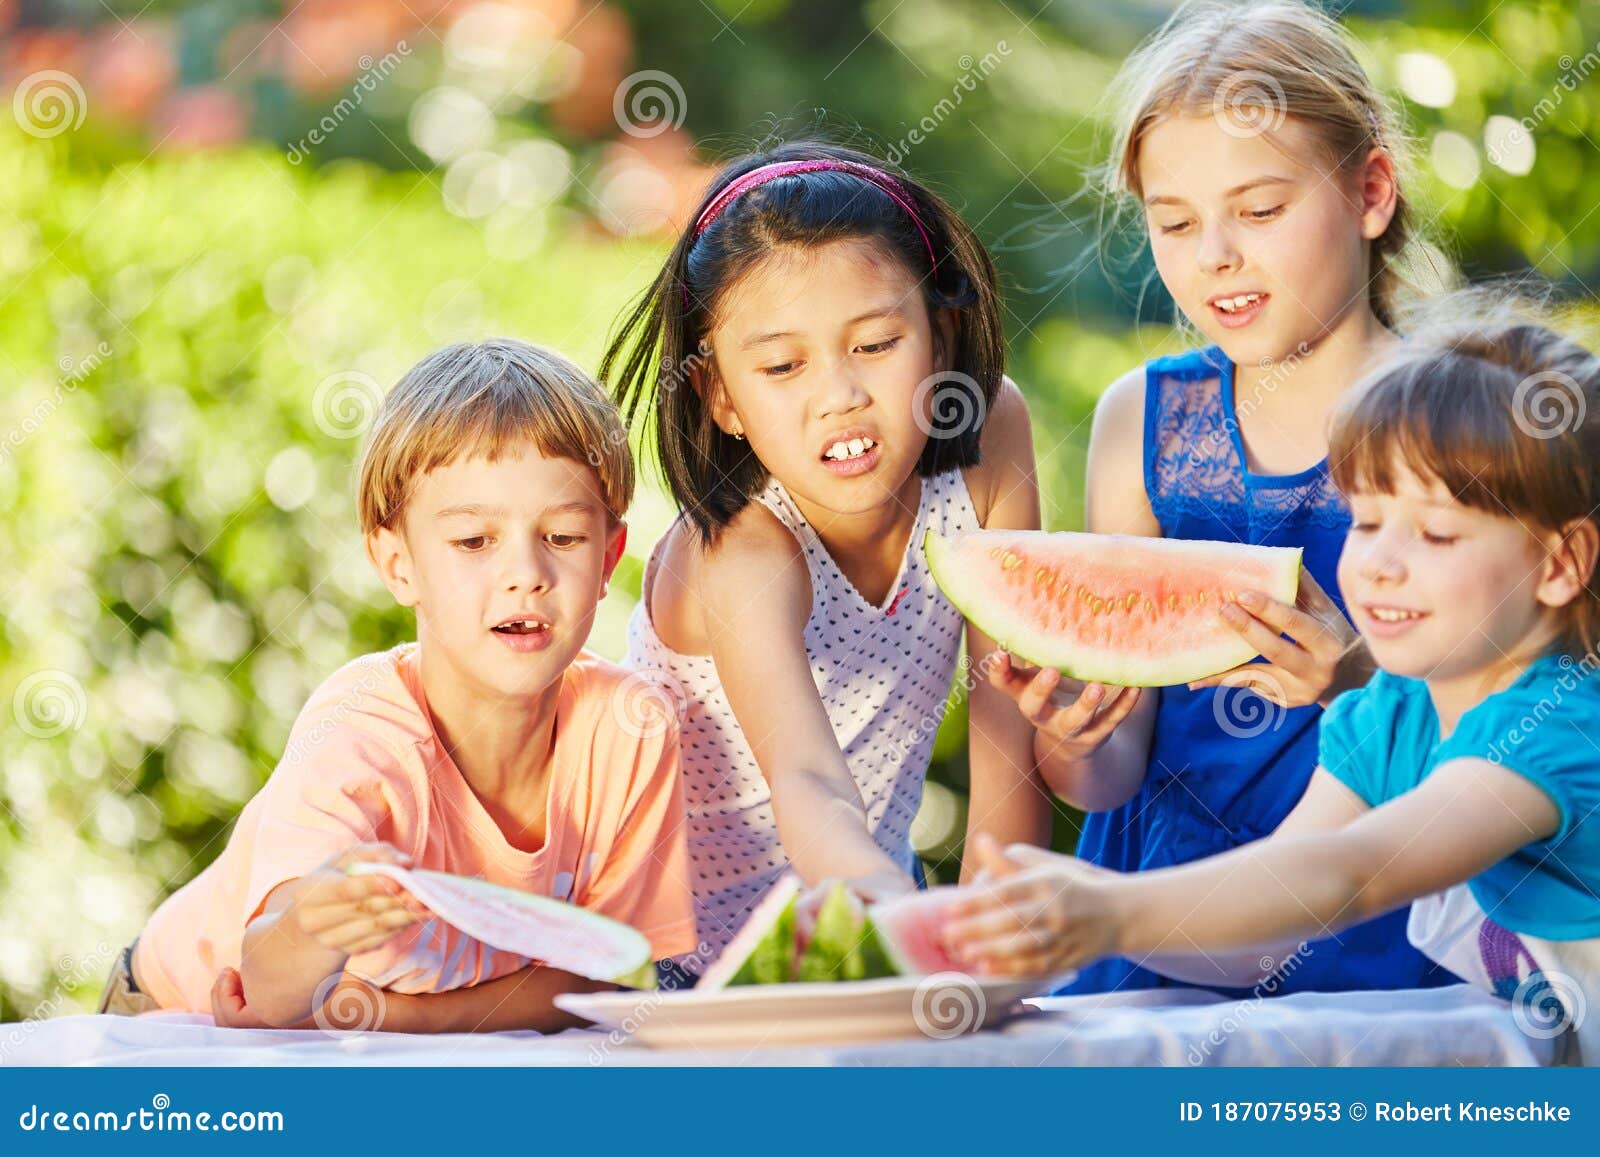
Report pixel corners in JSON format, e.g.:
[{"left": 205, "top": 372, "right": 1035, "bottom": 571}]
[
  {"left": 453, "top": 536, "right": 489, "bottom": 551},
  {"left": 1247, "top": 205, "right": 1285, "bottom": 221},
  {"left": 546, "top": 532, "right": 587, "bottom": 548},
  {"left": 857, "top": 336, "right": 902, "bottom": 355}
]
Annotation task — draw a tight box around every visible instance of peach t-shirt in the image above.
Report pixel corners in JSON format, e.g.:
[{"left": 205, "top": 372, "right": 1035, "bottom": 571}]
[{"left": 135, "top": 643, "right": 697, "bottom": 1012}]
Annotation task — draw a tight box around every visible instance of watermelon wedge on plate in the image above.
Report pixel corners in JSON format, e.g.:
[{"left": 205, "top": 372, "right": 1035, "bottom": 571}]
[
  {"left": 924, "top": 529, "right": 1302, "bottom": 687},
  {"left": 350, "top": 863, "right": 655, "bottom": 989}
]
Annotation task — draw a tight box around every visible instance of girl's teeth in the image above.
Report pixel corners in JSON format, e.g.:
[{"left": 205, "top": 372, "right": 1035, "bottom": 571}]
[
  {"left": 1370, "top": 608, "right": 1422, "bottom": 623},
  {"left": 825, "top": 437, "right": 876, "bottom": 461},
  {"left": 1216, "top": 293, "right": 1262, "bottom": 313}
]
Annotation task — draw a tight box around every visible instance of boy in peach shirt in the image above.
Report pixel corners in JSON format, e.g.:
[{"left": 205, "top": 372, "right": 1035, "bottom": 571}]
[{"left": 99, "top": 340, "right": 698, "bottom": 1032}]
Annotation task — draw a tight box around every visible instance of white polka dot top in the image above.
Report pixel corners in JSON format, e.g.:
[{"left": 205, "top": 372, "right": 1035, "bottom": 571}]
[{"left": 623, "top": 467, "right": 981, "bottom": 968}]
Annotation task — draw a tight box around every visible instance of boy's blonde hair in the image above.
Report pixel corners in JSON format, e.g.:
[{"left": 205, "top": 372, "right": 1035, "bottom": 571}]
[
  {"left": 1329, "top": 291, "right": 1600, "bottom": 657},
  {"left": 1104, "top": 0, "right": 1427, "bottom": 327},
  {"left": 357, "top": 339, "right": 633, "bottom": 536}
]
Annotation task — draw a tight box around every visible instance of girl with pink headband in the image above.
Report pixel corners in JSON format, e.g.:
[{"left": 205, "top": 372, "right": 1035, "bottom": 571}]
[{"left": 603, "top": 141, "right": 1060, "bottom": 977}]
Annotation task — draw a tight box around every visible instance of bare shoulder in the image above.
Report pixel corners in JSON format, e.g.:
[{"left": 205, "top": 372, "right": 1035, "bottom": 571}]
[
  {"left": 1086, "top": 364, "right": 1160, "bottom": 536},
  {"left": 648, "top": 499, "right": 810, "bottom": 654},
  {"left": 966, "top": 375, "right": 1035, "bottom": 526}
]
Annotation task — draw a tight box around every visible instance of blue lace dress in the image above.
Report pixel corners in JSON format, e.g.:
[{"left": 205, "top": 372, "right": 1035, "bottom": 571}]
[{"left": 1063, "top": 347, "right": 1458, "bottom": 996}]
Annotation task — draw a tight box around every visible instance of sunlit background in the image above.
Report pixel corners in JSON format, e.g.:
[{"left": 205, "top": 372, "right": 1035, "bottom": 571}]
[{"left": 3, "top": 0, "right": 1598, "bottom": 1020}]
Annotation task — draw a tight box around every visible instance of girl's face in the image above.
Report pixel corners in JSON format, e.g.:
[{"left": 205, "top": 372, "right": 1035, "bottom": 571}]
[
  {"left": 703, "top": 237, "right": 951, "bottom": 516},
  {"left": 1337, "top": 465, "right": 1575, "bottom": 684},
  {"left": 1138, "top": 113, "right": 1394, "bottom": 364}
]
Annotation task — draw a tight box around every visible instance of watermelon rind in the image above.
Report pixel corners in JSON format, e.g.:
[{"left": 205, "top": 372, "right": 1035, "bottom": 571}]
[
  {"left": 924, "top": 529, "right": 1302, "bottom": 687},
  {"left": 795, "top": 883, "right": 900, "bottom": 982},
  {"left": 696, "top": 874, "right": 804, "bottom": 991},
  {"left": 348, "top": 863, "right": 655, "bottom": 989}
]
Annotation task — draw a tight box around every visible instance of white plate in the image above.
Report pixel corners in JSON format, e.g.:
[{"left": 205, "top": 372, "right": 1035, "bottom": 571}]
[{"left": 555, "top": 972, "right": 1069, "bottom": 1050}]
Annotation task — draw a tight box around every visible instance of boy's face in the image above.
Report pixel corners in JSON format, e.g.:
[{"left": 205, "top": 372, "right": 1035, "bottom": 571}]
[
  {"left": 703, "top": 237, "right": 954, "bottom": 518},
  {"left": 1337, "top": 465, "right": 1570, "bottom": 683},
  {"left": 367, "top": 444, "right": 626, "bottom": 701},
  {"left": 1139, "top": 114, "right": 1393, "bottom": 366}
]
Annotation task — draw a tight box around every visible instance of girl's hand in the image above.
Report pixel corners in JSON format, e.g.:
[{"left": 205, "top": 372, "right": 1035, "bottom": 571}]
[
  {"left": 1187, "top": 568, "right": 1371, "bottom": 709},
  {"left": 795, "top": 869, "right": 917, "bottom": 938},
  {"left": 283, "top": 843, "right": 432, "bottom": 957},
  {"left": 986, "top": 649, "right": 1143, "bottom": 758},
  {"left": 942, "top": 834, "right": 1124, "bottom": 978}
]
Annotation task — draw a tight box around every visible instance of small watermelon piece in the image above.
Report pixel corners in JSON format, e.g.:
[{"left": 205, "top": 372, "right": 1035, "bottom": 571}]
[
  {"left": 796, "top": 884, "right": 900, "bottom": 983},
  {"left": 868, "top": 888, "right": 969, "bottom": 975},
  {"left": 924, "top": 529, "right": 1302, "bottom": 687},
  {"left": 350, "top": 863, "right": 656, "bottom": 990},
  {"left": 696, "top": 875, "right": 804, "bottom": 990}
]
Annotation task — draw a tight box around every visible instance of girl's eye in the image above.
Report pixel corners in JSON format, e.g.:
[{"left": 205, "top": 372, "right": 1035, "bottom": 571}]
[
  {"left": 1421, "top": 531, "right": 1458, "bottom": 546},
  {"left": 546, "top": 533, "right": 588, "bottom": 548},
  {"left": 1156, "top": 220, "right": 1193, "bottom": 236},
  {"left": 1247, "top": 205, "right": 1286, "bottom": 221},
  {"left": 858, "top": 336, "right": 902, "bottom": 355},
  {"left": 1349, "top": 521, "right": 1377, "bottom": 534},
  {"left": 453, "top": 536, "right": 489, "bottom": 551},
  {"left": 761, "top": 360, "right": 800, "bottom": 377}
]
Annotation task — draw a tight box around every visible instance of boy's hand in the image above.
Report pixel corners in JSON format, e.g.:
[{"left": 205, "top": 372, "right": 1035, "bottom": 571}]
[
  {"left": 211, "top": 966, "right": 403, "bottom": 1032},
  {"left": 987, "top": 649, "right": 1142, "bottom": 758},
  {"left": 283, "top": 843, "right": 431, "bottom": 957},
  {"left": 942, "top": 834, "right": 1122, "bottom": 978},
  {"left": 1187, "top": 568, "right": 1369, "bottom": 709}
]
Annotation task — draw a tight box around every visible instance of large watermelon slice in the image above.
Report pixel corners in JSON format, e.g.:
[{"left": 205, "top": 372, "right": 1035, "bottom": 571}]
[
  {"left": 924, "top": 529, "right": 1302, "bottom": 686},
  {"left": 350, "top": 863, "right": 656, "bottom": 989},
  {"left": 697, "top": 877, "right": 972, "bottom": 989}
]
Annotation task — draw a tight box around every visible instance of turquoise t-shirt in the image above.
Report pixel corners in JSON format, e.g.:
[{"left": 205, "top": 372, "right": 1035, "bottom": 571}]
[{"left": 1319, "top": 652, "right": 1600, "bottom": 941}]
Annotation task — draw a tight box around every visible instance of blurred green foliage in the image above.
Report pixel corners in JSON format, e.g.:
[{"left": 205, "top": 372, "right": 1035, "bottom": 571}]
[{"left": 5, "top": 0, "right": 1600, "bottom": 1017}]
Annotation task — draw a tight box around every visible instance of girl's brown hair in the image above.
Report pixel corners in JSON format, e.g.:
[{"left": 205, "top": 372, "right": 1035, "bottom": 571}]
[
  {"left": 1329, "top": 292, "right": 1600, "bottom": 657},
  {"left": 1104, "top": 0, "right": 1427, "bottom": 328}
]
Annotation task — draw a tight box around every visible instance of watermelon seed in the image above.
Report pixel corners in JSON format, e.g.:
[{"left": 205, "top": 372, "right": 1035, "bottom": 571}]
[{"left": 1001, "top": 551, "right": 1020, "bottom": 570}]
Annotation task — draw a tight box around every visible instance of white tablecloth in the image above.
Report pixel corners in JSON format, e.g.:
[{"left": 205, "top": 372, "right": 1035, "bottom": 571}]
[{"left": 1, "top": 986, "right": 1562, "bottom": 1067}]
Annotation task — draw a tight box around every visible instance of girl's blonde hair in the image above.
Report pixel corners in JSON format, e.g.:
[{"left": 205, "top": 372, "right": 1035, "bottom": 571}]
[
  {"left": 1105, "top": 0, "right": 1422, "bottom": 328},
  {"left": 1329, "top": 290, "right": 1600, "bottom": 658}
]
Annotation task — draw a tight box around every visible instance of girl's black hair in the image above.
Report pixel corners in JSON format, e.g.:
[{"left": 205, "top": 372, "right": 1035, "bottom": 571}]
[{"left": 600, "top": 139, "right": 1005, "bottom": 543}]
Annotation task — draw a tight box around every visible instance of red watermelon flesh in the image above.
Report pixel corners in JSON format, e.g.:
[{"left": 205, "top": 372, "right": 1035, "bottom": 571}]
[
  {"left": 925, "top": 529, "right": 1302, "bottom": 687},
  {"left": 868, "top": 887, "right": 969, "bottom": 975}
]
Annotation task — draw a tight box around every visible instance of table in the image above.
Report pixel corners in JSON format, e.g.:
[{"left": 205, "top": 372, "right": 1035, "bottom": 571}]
[{"left": 1, "top": 985, "right": 1562, "bottom": 1067}]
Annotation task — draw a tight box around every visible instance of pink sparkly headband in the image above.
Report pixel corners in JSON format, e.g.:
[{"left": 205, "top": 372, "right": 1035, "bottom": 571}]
[{"left": 689, "top": 159, "right": 939, "bottom": 273}]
